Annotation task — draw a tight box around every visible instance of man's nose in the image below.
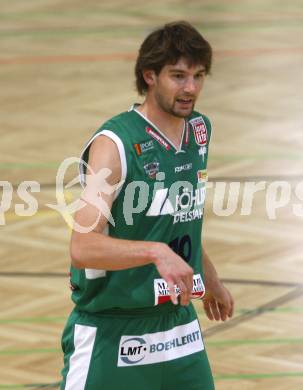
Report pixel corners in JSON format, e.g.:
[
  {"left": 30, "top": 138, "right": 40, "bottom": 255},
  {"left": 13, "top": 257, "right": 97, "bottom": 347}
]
[{"left": 183, "top": 77, "right": 196, "bottom": 94}]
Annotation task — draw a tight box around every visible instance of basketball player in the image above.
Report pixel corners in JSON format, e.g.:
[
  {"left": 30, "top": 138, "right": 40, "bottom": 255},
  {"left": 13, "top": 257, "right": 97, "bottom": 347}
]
[{"left": 61, "top": 21, "right": 234, "bottom": 390}]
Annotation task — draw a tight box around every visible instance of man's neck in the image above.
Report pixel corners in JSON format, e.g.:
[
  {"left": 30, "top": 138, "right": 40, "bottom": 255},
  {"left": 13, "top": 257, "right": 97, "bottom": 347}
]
[{"left": 136, "top": 100, "right": 185, "bottom": 148}]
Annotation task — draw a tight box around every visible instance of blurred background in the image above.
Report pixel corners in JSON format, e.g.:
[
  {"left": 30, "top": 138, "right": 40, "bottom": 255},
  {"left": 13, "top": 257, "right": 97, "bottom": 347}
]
[{"left": 0, "top": 0, "right": 303, "bottom": 388}]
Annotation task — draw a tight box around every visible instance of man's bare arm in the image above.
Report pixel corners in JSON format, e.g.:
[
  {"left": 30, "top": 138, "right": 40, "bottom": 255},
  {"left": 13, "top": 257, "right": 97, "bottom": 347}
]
[{"left": 70, "top": 135, "right": 194, "bottom": 305}]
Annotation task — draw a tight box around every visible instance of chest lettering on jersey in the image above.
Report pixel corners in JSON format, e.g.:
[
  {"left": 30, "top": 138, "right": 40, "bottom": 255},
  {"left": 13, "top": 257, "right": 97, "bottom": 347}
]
[{"left": 146, "top": 184, "right": 206, "bottom": 224}]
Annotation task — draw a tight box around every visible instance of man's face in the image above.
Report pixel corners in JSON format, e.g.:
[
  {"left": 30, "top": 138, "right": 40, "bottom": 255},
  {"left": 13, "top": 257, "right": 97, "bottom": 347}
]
[{"left": 151, "top": 57, "right": 206, "bottom": 118}]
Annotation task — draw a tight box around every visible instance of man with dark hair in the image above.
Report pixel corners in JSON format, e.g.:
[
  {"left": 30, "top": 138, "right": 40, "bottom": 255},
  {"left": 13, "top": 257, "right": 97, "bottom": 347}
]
[
  {"left": 135, "top": 21, "right": 212, "bottom": 96},
  {"left": 61, "top": 21, "right": 234, "bottom": 390}
]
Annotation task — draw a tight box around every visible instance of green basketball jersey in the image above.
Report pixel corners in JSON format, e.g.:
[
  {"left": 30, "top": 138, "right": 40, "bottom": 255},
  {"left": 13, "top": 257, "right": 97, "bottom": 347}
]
[{"left": 70, "top": 105, "right": 212, "bottom": 312}]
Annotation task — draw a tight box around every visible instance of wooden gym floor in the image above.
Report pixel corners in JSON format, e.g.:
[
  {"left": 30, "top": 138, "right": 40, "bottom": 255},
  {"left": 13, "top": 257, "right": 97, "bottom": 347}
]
[{"left": 0, "top": 1, "right": 303, "bottom": 388}]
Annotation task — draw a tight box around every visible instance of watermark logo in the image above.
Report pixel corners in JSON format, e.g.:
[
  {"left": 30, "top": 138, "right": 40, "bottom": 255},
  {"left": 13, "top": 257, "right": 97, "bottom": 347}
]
[
  {"left": 1, "top": 157, "right": 303, "bottom": 230},
  {"left": 46, "top": 157, "right": 123, "bottom": 232}
]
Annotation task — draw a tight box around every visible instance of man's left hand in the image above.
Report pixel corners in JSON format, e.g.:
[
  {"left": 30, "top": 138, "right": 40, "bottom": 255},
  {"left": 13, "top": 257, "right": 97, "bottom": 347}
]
[{"left": 202, "top": 281, "right": 234, "bottom": 321}]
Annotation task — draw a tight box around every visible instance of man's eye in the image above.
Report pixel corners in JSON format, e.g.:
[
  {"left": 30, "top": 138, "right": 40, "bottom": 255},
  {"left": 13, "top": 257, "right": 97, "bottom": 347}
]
[{"left": 173, "top": 74, "right": 184, "bottom": 79}]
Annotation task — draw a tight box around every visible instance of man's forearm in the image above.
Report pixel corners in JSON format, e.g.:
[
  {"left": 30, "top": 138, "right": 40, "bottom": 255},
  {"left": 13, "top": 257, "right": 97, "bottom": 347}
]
[
  {"left": 71, "top": 230, "right": 162, "bottom": 270},
  {"left": 202, "top": 247, "right": 220, "bottom": 288}
]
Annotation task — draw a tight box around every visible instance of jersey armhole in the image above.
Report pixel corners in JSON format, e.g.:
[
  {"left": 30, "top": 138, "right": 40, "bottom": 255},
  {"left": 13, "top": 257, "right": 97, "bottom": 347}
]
[{"left": 79, "top": 130, "right": 127, "bottom": 200}]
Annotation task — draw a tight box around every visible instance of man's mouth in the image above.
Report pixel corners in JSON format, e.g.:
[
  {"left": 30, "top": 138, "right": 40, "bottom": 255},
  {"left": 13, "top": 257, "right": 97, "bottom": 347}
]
[{"left": 176, "top": 97, "right": 194, "bottom": 105}]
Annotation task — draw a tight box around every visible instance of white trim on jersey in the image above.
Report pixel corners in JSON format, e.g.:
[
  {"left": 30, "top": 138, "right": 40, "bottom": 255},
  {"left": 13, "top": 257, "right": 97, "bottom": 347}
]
[
  {"left": 65, "top": 324, "right": 97, "bottom": 390},
  {"left": 99, "top": 130, "right": 127, "bottom": 198},
  {"left": 79, "top": 130, "right": 127, "bottom": 200}
]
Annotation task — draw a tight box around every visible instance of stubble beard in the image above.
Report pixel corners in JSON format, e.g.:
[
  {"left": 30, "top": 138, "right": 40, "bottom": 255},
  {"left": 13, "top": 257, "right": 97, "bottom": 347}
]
[{"left": 155, "top": 92, "right": 195, "bottom": 119}]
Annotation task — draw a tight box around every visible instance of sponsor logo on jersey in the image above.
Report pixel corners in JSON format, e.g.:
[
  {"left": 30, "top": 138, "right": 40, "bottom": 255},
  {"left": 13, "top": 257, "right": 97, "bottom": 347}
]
[
  {"left": 197, "top": 169, "right": 208, "bottom": 183},
  {"left": 198, "top": 146, "right": 207, "bottom": 163},
  {"left": 146, "top": 187, "right": 206, "bottom": 224},
  {"left": 119, "top": 337, "right": 147, "bottom": 365},
  {"left": 189, "top": 117, "right": 208, "bottom": 146},
  {"left": 117, "top": 319, "right": 204, "bottom": 366},
  {"left": 154, "top": 273, "right": 205, "bottom": 305},
  {"left": 146, "top": 127, "right": 171, "bottom": 151},
  {"left": 146, "top": 188, "right": 174, "bottom": 216},
  {"left": 174, "top": 163, "right": 192, "bottom": 173},
  {"left": 144, "top": 160, "right": 160, "bottom": 179},
  {"left": 134, "top": 140, "right": 154, "bottom": 156}
]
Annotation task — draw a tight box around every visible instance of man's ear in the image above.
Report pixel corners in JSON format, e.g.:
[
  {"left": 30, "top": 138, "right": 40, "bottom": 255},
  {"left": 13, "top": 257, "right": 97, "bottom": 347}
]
[{"left": 142, "top": 70, "right": 156, "bottom": 88}]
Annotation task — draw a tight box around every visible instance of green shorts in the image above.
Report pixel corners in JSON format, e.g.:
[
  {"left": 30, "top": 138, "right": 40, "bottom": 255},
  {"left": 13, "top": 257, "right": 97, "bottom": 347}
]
[{"left": 61, "top": 302, "right": 214, "bottom": 390}]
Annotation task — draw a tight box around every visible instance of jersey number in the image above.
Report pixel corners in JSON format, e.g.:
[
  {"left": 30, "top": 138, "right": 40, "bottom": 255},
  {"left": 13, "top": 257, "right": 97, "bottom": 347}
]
[{"left": 169, "top": 235, "right": 192, "bottom": 263}]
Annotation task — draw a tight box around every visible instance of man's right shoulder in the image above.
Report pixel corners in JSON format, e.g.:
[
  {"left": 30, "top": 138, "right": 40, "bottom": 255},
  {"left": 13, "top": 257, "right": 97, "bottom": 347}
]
[{"left": 80, "top": 110, "right": 134, "bottom": 184}]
